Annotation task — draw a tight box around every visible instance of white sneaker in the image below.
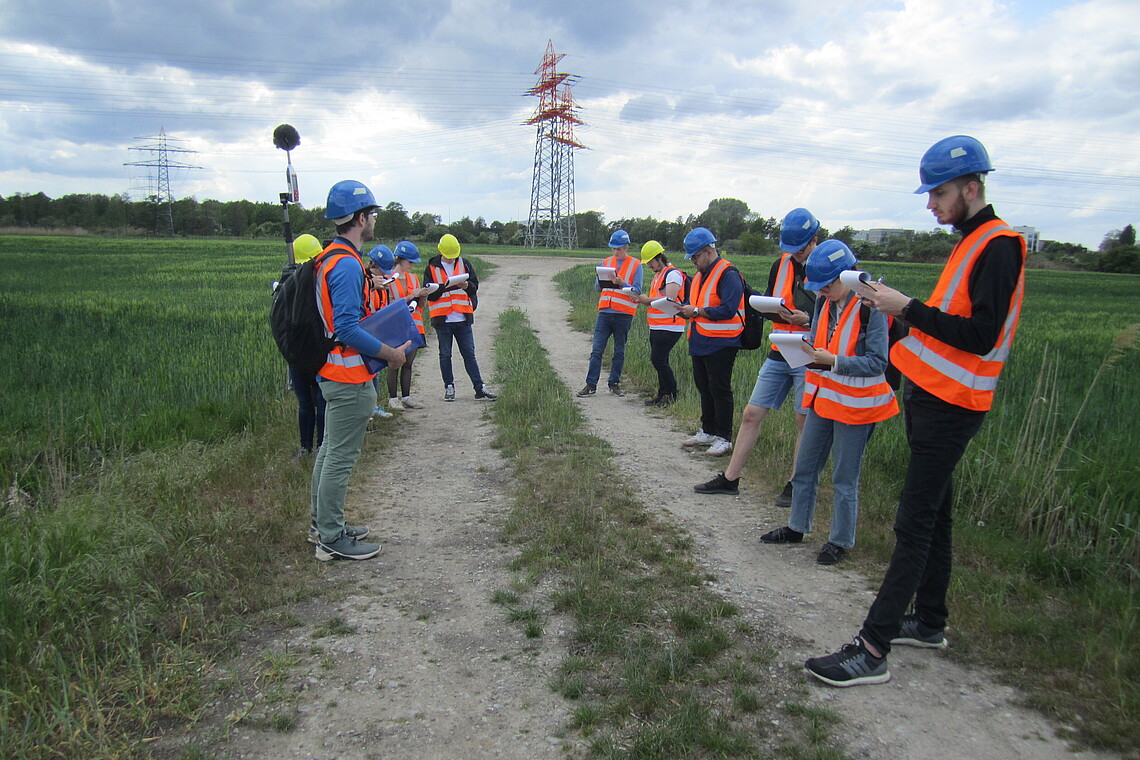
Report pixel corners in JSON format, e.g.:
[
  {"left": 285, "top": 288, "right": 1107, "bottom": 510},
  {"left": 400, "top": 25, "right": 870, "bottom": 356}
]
[
  {"left": 401, "top": 396, "right": 423, "bottom": 409},
  {"left": 372, "top": 406, "right": 393, "bottom": 419},
  {"left": 705, "top": 437, "right": 733, "bottom": 457},
  {"left": 388, "top": 397, "right": 404, "bottom": 411},
  {"left": 683, "top": 430, "right": 716, "bottom": 447}
]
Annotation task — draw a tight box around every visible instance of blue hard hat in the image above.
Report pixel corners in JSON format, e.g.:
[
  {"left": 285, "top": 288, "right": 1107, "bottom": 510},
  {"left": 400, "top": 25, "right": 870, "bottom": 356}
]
[
  {"left": 393, "top": 240, "right": 420, "bottom": 263},
  {"left": 804, "top": 240, "right": 858, "bottom": 291},
  {"left": 779, "top": 208, "right": 821, "bottom": 253},
  {"left": 608, "top": 229, "right": 631, "bottom": 248},
  {"left": 683, "top": 227, "right": 717, "bottom": 259},
  {"left": 325, "top": 180, "right": 377, "bottom": 220},
  {"left": 368, "top": 244, "right": 395, "bottom": 274},
  {"left": 915, "top": 135, "right": 993, "bottom": 193}
]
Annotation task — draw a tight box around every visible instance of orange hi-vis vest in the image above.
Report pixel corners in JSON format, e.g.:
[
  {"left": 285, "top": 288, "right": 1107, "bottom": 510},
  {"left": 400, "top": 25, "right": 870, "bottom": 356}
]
[
  {"left": 802, "top": 298, "right": 900, "bottom": 425},
  {"left": 890, "top": 219, "right": 1026, "bottom": 412},
  {"left": 646, "top": 265, "right": 684, "bottom": 329},
  {"left": 596, "top": 254, "right": 641, "bottom": 315},
  {"left": 369, "top": 277, "right": 389, "bottom": 311},
  {"left": 769, "top": 253, "right": 810, "bottom": 353},
  {"left": 316, "top": 241, "right": 376, "bottom": 383},
  {"left": 427, "top": 260, "right": 474, "bottom": 320},
  {"left": 688, "top": 257, "right": 745, "bottom": 339},
  {"left": 391, "top": 271, "right": 425, "bottom": 335}
]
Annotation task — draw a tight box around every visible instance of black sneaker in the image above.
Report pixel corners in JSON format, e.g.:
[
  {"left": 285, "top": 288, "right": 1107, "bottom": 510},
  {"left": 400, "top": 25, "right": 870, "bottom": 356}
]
[
  {"left": 474, "top": 384, "right": 497, "bottom": 400},
  {"left": 775, "top": 481, "right": 793, "bottom": 508},
  {"left": 891, "top": 613, "right": 948, "bottom": 649},
  {"left": 644, "top": 395, "right": 663, "bottom": 406},
  {"left": 608, "top": 384, "right": 624, "bottom": 396},
  {"left": 805, "top": 637, "right": 891, "bottom": 687},
  {"left": 577, "top": 384, "right": 596, "bottom": 397},
  {"left": 816, "top": 542, "right": 847, "bottom": 565},
  {"left": 759, "top": 525, "right": 803, "bottom": 544},
  {"left": 694, "top": 472, "right": 739, "bottom": 495}
]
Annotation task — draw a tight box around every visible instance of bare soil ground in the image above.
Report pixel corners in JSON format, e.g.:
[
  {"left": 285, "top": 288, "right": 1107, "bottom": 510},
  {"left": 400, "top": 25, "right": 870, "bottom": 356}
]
[{"left": 192, "top": 256, "right": 1115, "bottom": 760}]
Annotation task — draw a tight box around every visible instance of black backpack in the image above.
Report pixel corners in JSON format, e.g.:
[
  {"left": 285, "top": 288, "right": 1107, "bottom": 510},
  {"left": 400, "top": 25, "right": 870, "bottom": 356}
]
[
  {"left": 270, "top": 249, "right": 338, "bottom": 376},
  {"left": 728, "top": 267, "right": 765, "bottom": 351}
]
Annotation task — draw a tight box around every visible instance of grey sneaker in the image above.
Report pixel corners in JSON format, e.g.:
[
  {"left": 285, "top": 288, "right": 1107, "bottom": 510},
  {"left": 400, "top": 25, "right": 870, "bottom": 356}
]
[
  {"left": 308, "top": 523, "right": 370, "bottom": 545},
  {"left": 891, "top": 613, "right": 949, "bottom": 649},
  {"left": 577, "top": 384, "right": 596, "bottom": 397},
  {"left": 775, "top": 481, "right": 793, "bottom": 508},
  {"left": 444, "top": 384, "right": 456, "bottom": 402},
  {"left": 805, "top": 638, "right": 891, "bottom": 687},
  {"left": 694, "top": 472, "right": 739, "bottom": 495},
  {"left": 314, "top": 533, "right": 382, "bottom": 561},
  {"left": 608, "top": 384, "right": 624, "bottom": 396}
]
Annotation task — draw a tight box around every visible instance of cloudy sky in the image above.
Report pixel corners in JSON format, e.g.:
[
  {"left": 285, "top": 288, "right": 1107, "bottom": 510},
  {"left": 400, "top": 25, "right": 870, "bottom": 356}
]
[{"left": 1, "top": 0, "right": 1137, "bottom": 249}]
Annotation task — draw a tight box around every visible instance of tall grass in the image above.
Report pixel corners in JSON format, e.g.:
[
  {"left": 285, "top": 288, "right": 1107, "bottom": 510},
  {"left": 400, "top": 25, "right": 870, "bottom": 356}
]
[
  {"left": 555, "top": 256, "right": 1140, "bottom": 756},
  {"left": 0, "top": 236, "right": 322, "bottom": 758}
]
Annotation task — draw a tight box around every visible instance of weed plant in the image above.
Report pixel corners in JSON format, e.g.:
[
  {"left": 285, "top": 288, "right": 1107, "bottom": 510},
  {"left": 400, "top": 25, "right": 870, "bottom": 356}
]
[
  {"left": 490, "top": 308, "right": 842, "bottom": 758},
  {"left": 556, "top": 256, "right": 1139, "bottom": 755}
]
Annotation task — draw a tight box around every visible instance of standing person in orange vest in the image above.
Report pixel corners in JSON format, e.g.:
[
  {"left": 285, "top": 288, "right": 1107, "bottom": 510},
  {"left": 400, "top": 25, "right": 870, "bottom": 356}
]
[
  {"left": 805, "top": 135, "right": 1026, "bottom": 686},
  {"left": 424, "top": 234, "right": 496, "bottom": 402},
  {"left": 677, "top": 227, "right": 746, "bottom": 458},
  {"left": 694, "top": 208, "right": 817, "bottom": 499},
  {"left": 310, "top": 180, "right": 411, "bottom": 561},
  {"left": 759, "top": 240, "right": 898, "bottom": 565},
  {"left": 634, "top": 240, "right": 687, "bottom": 407},
  {"left": 386, "top": 241, "right": 430, "bottom": 411},
  {"left": 578, "top": 229, "right": 644, "bottom": 398},
  {"left": 366, "top": 244, "right": 396, "bottom": 419}
]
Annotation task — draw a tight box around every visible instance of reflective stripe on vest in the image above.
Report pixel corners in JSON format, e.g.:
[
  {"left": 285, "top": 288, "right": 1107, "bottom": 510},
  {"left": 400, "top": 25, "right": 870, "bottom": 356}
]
[
  {"left": 646, "top": 266, "right": 683, "bottom": 328},
  {"left": 392, "top": 272, "right": 425, "bottom": 334},
  {"left": 802, "top": 297, "right": 899, "bottom": 424},
  {"left": 427, "top": 260, "right": 474, "bottom": 319},
  {"left": 769, "top": 253, "right": 810, "bottom": 352},
  {"left": 596, "top": 254, "right": 641, "bottom": 315},
  {"left": 688, "top": 257, "right": 745, "bottom": 338},
  {"left": 890, "top": 219, "right": 1026, "bottom": 411},
  {"left": 315, "top": 242, "right": 376, "bottom": 383}
]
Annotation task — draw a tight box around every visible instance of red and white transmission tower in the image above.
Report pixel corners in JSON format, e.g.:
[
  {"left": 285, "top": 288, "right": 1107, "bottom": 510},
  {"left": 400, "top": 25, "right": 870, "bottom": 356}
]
[{"left": 525, "top": 40, "right": 585, "bottom": 249}]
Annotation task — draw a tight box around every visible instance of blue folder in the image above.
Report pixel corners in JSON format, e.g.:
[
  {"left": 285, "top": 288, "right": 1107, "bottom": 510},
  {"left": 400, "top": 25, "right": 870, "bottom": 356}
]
[{"left": 358, "top": 300, "right": 426, "bottom": 373}]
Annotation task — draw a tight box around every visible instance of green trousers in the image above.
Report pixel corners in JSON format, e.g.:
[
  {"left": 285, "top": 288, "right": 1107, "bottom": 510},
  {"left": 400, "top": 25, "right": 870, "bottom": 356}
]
[{"left": 310, "top": 379, "right": 375, "bottom": 543}]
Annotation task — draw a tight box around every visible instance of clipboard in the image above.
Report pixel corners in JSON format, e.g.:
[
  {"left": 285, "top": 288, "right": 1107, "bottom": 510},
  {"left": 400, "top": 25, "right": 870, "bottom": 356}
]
[{"left": 358, "top": 299, "right": 427, "bottom": 373}]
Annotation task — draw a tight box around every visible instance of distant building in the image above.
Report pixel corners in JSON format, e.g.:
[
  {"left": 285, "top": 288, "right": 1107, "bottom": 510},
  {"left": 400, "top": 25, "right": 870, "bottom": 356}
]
[
  {"left": 1012, "top": 226, "right": 1040, "bottom": 253},
  {"left": 853, "top": 228, "right": 913, "bottom": 245}
]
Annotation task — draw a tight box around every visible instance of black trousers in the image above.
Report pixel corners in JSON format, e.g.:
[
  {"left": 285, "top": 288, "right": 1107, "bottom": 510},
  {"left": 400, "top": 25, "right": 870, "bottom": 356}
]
[
  {"left": 690, "top": 346, "right": 739, "bottom": 441},
  {"left": 860, "top": 381, "right": 986, "bottom": 655},
  {"left": 649, "top": 329, "right": 682, "bottom": 398}
]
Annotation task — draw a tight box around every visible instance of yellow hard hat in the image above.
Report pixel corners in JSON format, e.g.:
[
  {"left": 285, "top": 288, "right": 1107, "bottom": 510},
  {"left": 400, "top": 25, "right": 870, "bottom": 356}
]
[
  {"left": 640, "top": 240, "right": 664, "bottom": 264},
  {"left": 293, "top": 234, "right": 323, "bottom": 264},
  {"left": 438, "top": 233, "right": 461, "bottom": 259}
]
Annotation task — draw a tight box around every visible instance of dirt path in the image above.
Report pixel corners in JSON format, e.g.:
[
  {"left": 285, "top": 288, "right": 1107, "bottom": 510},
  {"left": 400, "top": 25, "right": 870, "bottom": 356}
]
[{"left": 207, "top": 256, "right": 1114, "bottom": 760}]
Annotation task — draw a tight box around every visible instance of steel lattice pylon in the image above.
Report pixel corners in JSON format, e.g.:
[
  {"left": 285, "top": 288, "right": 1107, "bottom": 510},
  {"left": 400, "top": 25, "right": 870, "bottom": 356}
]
[
  {"left": 525, "top": 41, "right": 585, "bottom": 249},
  {"left": 125, "top": 127, "right": 201, "bottom": 236}
]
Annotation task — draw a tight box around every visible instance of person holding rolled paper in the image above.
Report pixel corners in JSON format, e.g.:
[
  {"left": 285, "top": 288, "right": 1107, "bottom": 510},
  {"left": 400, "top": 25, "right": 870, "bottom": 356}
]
[{"left": 758, "top": 240, "right": 898, "bottom": 565}]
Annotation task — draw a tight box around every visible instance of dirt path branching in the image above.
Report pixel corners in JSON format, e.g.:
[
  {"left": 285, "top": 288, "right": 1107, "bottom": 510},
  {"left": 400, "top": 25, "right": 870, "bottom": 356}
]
[{"left": 179, "top": 257, "right": 1118, "bottom": 760}]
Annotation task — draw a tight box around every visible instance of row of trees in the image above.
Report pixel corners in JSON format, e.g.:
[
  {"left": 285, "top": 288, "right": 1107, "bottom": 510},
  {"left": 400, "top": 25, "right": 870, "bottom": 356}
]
[{"left": 2, "top": 191, "right": 1135, "bottom": 272}]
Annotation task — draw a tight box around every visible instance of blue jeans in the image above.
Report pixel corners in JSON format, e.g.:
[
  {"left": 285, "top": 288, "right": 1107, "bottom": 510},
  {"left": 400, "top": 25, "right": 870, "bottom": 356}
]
[
  {"left": 434, "top": 320, "right": 484, "bottom": 390},
  {"left": 788, "top": 409, "right": 875, "bottom": 549},
  {"left": 749, "top": 356, "right": 808, "bottom": 413},
  {"left": 289, "top": 364, "right": 325, "bottom": 451},
  {"left": 585, "top": 311, "right": 633, "bottom": 387},
  {"left": 859, "top": 382, "right": 986, "bottom": 655},
  {"left": 310, "top": 379, "right": 375, "bottom": 543}
]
